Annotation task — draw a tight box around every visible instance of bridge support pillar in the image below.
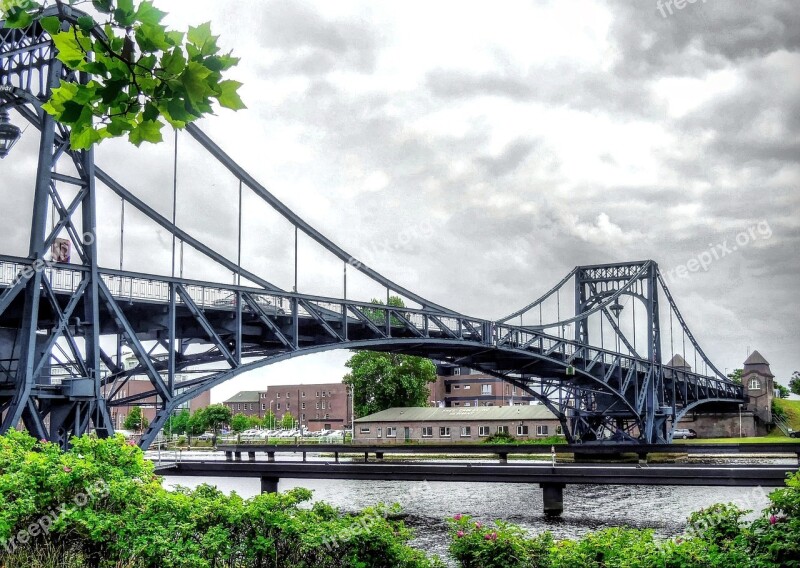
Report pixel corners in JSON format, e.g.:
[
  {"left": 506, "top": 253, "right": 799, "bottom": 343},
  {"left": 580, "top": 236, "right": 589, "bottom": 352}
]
[
  {"left": 260, "top": 476, "right": 279, "bottom": 494},
  {"left": 540, "top": 483, "right": 565, "bottom": 516},
  {"left": 376, "top": 452, "right": 384, "bottom": 461},
  {"left": 248, "top": 452, "right": 256, "bottom": 462},
  {"left": 498, "top": 453, "right": 508, "bottom": 464},
  {"left": 267, "top": 452, "right": 275, "bottom": 462}
]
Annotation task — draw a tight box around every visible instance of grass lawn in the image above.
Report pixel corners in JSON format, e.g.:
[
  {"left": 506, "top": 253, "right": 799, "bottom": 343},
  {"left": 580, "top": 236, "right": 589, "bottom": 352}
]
[
  {"left": 675, "top": 436, "right": 800, "bottom": 444},
  {"left": 775, "top": 398, "right": 800, "bottom": 429}
]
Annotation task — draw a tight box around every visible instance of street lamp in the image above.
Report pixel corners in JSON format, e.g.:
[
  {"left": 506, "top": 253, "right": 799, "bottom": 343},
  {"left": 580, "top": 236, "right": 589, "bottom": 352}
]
[
  {"left": 609, "top": 301, "right": 624, "bottom": 318},
  {"left": 739, "top": 403, "right": 743, "bottom": 438},
  {"left": 0, "top": 110, "right": 22, "bottom": 158}
]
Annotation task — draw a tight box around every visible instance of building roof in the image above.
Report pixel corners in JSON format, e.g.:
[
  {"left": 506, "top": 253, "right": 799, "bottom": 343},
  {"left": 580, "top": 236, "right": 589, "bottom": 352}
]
[
  {"left": 666, "top": 354, "right": 691, "bottom": 368},
  {"left": 223, "top": 391, "right": 261, "bottom": 404},
  {"left": 744, "top": 350, "right": 770, "bottom": 366},
  {"left": 743, "top": 350, "right": 774, "bottom": 377},
  {"left": 355, "top": 405, "right": 557, "bottom": 423}
]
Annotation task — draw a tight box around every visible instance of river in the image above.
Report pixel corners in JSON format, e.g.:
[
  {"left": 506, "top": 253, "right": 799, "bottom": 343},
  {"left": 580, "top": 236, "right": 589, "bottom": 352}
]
[{"left": 159, "top": 453, "right": 782, "bottom": 565}]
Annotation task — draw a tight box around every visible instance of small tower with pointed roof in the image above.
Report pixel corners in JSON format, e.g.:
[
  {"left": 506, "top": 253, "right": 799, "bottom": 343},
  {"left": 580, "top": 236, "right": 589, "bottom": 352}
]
[{"left": 743, "top": 350, "right": 774, "bottom": 424}]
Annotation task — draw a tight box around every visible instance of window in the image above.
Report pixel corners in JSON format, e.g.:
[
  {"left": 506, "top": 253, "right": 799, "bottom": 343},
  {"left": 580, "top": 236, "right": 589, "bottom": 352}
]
[
  {"left": 517, "top": 425, "right": 529, "bottom": 436},
  {"left": 276, "top": 393, "right": 281, "bottom": 398},
  {"left": 479, "top": 426, "right": 490, "bottom": 436},
  {"left": 286, "top": 403, "right": 290, "bottom": 409},
  {"left": 301, "top": 414, "right": 305, "bottom": 421},
  {"left": 316, "top": 391, "right": 320, "bottom": 397},
  {"left": 454, "top": 368, "right": 461, "bottom": 375},
  {"left": 316, "top": 402, "right": 320, "bottom": 409},
  {"left": 250, "top": 404, "right": 254, "bottom": 410},
  {"left": 749, "top": 378, "right": 760, "bottom": 390},
  {"left": 453, "top": 402, "right": 460, "bottom": 406},
  {"left": 321, "top": 402, "right": 326, "bottom": 410},
  {"left": 461, "top": 426, "right": 471, "bottom": 437},
  {"left": 439, "top": 427, "right": 451, "bottom": 437},
  {"left": 360, "top": 427, "right": 370, "bottom": 434},
  {"left": 536, "top": 425, "right": 549, "bottom": 436},
  {"left": 422, "top": 426, "right": 433, "bottom": 437},
  {"left": 237, "top": 404, "right": 241, "bottom": 410},
  {"left": 555, "top": 425, "right": 563, "bottom": 435},
  {"left": 497, "top": 426, "right": 508, "bottom": 434},
  {"left": 287, "top": 392, "right": 291, "bottom": 398},
  {"left": 322, "top": 391, "right": 326, "bottom": 397},
  {"left": 463, "top": 385, "right": 471, "bottom": 390},
  {"left": 324, "top": 423, "right": 331, "bottom": 430},
  {"left": 463, "top": 402, "right": 471, "bottom": 407},
  {"left": 301, "top": 402, "right": 306, "bottom": 410},
  {"left": 324, "top": 414, "right": 329, "bottom": 419},
  {"left": 386, "top": 427, "right": 397, "bottom": 438},
  {"left": 276, "top": 403, "right": 281, "bottom": 410},
  {"left": 261, "top": 404, "right": 266, "bottom": 411},
  {"left": 377, "top": 427, "right": 382, "bottom": 438},
  {"left": 481, "top": 385, "right": 492, "bottom": 395},
  {"left": 301, "top": 391, "right": 306, "bottom": 398}
]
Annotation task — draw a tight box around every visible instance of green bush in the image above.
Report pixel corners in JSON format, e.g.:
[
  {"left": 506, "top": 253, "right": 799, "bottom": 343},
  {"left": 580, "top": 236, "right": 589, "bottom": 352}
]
[
  {"left": 0, "top": 430, "right": 442, "bottom": 568},
  {"left": 446, "top": 471, "right": 800, "bottom": 568}
]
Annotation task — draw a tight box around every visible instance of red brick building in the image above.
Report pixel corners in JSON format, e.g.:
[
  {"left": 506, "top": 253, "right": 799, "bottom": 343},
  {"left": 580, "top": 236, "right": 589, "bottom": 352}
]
[
  {"left": 430, "top": 363, "right": 539, "bottom": 408},
  {"left": 223, "top": 382, "right": 351, "bottom": 431}
]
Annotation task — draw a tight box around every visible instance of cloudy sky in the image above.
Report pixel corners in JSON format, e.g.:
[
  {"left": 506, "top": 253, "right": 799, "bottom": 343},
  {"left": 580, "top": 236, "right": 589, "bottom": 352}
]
[{"left": 2, "top": 0, "right": 798, "bottom": 401}]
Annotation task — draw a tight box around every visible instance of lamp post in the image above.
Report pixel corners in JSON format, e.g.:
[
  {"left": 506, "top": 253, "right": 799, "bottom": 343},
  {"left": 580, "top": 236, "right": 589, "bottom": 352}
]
[
  {"left": 739, "top": 403, "right": 743, "bottom": 438},
  {"left": 0, "top": 110, "right": 21, "bottom": 158},
  {"left": 269, "top": 400, "right": 274, "bottom": 429}
]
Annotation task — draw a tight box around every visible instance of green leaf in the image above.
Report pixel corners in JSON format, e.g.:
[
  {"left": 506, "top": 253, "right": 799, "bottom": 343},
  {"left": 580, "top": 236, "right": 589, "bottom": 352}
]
[
  {"left": 180, "top": 61, "right": 212, "bottom": 104},
  {"left": 134, "top": 22, "right": 171, "bottom": 52},
  {"left": 135, "top": 0, "right": 166, "bottom": 26},
  {"left": 91, "top": 0, "right": 112, "bottom": 13},
  {"left": 129, "top": 119, "right": 163, "bottom": 146},
  {"left": 2, "top": 6, "right": 32, "bottom": 29},
  {"left": 160, "top": 47, "right": 185, "bottom": 76},
  {"left": 39, "top": 15, "right": 61, "bottom": 35},
  {"left": 70, "top": 124, "right": 103, "bottom": 150},
  {"left": 77, "top": 15, "right": 95, "bottom": 33},
  {"left": 51, "top": 30, "right": 88, "bottom": 67},
  {"left": 216, "top": 80, "right": 245, "bottom": 110},
  {"left": 187, "top": 21, "right": 213, "bottom": 48}
]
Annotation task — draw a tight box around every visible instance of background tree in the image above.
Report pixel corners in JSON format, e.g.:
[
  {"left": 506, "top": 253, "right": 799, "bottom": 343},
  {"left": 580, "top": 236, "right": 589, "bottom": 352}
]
[
  {"left": 776, "top": 384, "right": 790, "bottom": 399},
  {"left": 1, "top": 0, "right": 244, "bottom": 149},
  {"left": 246, "top": 415, "right": 263, "bottom": 429},
  {"left": 230, "top": 413, "right": 249, "bottom": 434},
  {"left": 344, "top": 351, "right": 437, "bottom": 418},
  {"left": 164, "top": 408, "right": 189, "bottom": 435},
  {"left": 280, "top": 412, "right": 295, "bottom": 430},
  {"left": 123, "top": 406, "right": 148, "bottom": 432},
  {"left": 789, "top": 371, "right": 800, "bottom": 397},
  {"left": 262, "top": 410, "right": 276, "bottom": 430},
  {"left": 186, "top": 407, "right": 207, "bottom": 445},
  {"left": 727, "top": 369, "right": 743, "bottom": 385},
  {"left": 203, "top": 404, "right": 232, "bottom": 444}
]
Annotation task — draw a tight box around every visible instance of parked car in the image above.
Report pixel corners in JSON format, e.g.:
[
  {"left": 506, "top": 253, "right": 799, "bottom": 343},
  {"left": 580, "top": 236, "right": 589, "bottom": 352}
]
[
  {"left": 197, "top": 432, "right": 214, "bottom": 441},
  {"left": 673, "top": 428, "right": 697, "bottom": 439}
]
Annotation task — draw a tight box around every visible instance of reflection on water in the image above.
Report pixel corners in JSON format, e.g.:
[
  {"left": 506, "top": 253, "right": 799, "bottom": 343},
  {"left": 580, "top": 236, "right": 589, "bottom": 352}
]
[{"left": 162, "top": 475, "right": 772, "bottom": 564}]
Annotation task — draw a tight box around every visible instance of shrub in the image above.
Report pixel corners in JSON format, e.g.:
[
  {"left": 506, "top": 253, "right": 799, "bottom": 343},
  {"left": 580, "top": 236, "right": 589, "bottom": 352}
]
[{"left": 0, "top": 430, "right": 442, "bottom": 568}]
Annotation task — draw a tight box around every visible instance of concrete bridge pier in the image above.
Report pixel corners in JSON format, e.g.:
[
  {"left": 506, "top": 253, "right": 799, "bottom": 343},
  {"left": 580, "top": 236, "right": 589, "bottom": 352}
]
[
  {"left": 260, "top": 476, "right": 279, "bottom": 494},
  {"left": 540, "top": 483, "right": 565, "bottom": 516}
]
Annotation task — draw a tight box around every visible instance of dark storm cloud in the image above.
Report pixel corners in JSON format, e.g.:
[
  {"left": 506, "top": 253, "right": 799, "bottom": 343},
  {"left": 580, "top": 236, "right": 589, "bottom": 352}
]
[
  {"left": 256, "top": 0, "right": 379, "bottom": 75},
  {"left": 608, "top": 0, "right": 800, "bottom": 77}
]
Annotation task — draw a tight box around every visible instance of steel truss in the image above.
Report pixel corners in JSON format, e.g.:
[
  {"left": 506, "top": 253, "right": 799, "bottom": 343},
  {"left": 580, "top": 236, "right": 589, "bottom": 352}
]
[{"left": 0, "top": 9, "right": 745, "bottom": 449}]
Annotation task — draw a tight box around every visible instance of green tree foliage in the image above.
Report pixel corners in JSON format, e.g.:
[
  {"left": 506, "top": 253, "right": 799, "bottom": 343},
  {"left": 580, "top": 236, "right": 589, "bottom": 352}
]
[
  {"left": 790, "top": 371, "right": 800, "bottom": 396},
  {"left": 0, "top": 431, "right": 442, "bottom": 568},
  {"left": 164, "top": 408, "right": 189, "bottom": 435},
  {"left": 186, "top": 407, "right": 207, "bottom": 437},
  {"left": 280, "top": 412, "right": 295, "bottom": 430},
  {"left": 728, "top": 368, "right": 743, "bottom": 385},
  {"left": 122, "top": 406, "right": 148, "bottom": 432},
  {"left": 230, "top": 413, "right": 249, "bottom": 434},
  {"left": 202, "top": 404, "right": 231, "bottom": 441},
  {"left": 344, "top": 350, "right": 437, "bottom": 419},
  {"left": 0, "top": 0, "right": 244, "bottom": 149},
  {"left": 262, "top": 410, "right": 276, "bottom": 429},
  {"left": 776, "top": 383, "right": 790, "bottom": 399}
]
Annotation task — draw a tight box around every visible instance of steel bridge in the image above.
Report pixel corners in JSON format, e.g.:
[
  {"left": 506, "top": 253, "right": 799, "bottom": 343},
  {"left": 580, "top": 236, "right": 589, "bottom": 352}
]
[{"left": 0, "top": 9, "right": 745, "bottom": 449}]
